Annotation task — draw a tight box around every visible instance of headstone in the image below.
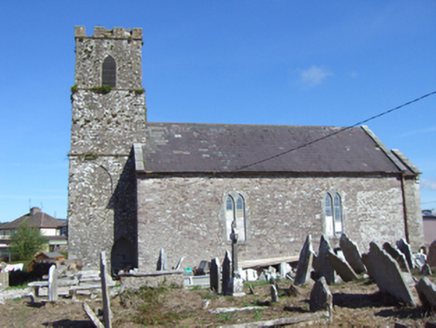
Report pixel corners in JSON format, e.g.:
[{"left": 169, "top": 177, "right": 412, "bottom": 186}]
[
  {"left": 100, "top": 252, "right": 112, "bottom": 328},
  {"left": 48, "top": 265, "right": 58, "bottom": 302},
  {"left": 244, "top": 269, "right": 258, "bottom": 282},
  {"left": 0, "top": 271, "right": 8, "bottom": 290},
  {"left": 327, "top": 250, "right": 359, "bottom": 282},
  {"left": 294, "top": 234, "right": 314, "bottom": 285},
  {"left": 414, "top": 252, "right": 426, "bottom": 269},
  {"left": 420, "top": 264, "right": 432, "bottom": 276},
  {"left": 210, "top": 257, "right": 220, "bottom": 293},
  {"left": 197, "top": 260, "right": 210, "bottom": 275},
  {"left": 396, "top": 238, "right": 415, "bottom": 270},
  {"left": 427, "top": 240, "right": 436, "bottom": 267},
  {"left": 362, "top": 242, "right": 415, "bottom": 306},
  {"left": 339, "top": 233, "right": 366, "bottom": 274},
  {"left": 415, "top": 277, "right": 436, "bottom": 310},
  {"left": 222, "top": 251, "right": 232, "bottom": 295},
  {"left": 156, "top": 248, "right": 167, "bottom": 271},
  {"left": 383, "top": 242, "right": 410, "bottom": 273},
  {"left": 173, "top": 257, "right": 184, "bottom": 270},
  {"left": 309, "top": 277, "right": 332, "bottom": 314},
  {"left": 270, "top": 284, "right": 278, "bottom": 303},
  {"left": 314, "top": 236, "right": 335, "bottom": 285},
  {"left": 279, "top": 262, "right": 290, "bottom": 278}
]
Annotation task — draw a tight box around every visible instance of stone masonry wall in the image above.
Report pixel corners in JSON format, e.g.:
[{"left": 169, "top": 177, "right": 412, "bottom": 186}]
[
  {"left": 136, "top": 174, "right": 407, "bottom": 271},
  {"left": 404, "top": 176, "right": 425, "bottom": 249},
  {"left": 68, "top": 27, "right": 146, "bottom": 267}
]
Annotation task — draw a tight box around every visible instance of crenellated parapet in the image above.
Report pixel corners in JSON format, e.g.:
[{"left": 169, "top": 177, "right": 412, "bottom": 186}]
[{"left": 74, "top": 26, "right": 142, "bottom": 40}]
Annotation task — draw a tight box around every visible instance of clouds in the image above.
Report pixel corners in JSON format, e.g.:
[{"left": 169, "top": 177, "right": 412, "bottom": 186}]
[
  {"left": 422, "top": 178, "right": 436, "bottom": 191},
  {"left": 298, "top": 65, "right": 333, "bottom": 87}
]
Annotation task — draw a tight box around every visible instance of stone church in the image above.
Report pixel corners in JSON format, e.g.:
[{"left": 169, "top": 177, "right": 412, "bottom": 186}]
[{"left": 68, "top": 26, "right": 424, "bottom": 272}]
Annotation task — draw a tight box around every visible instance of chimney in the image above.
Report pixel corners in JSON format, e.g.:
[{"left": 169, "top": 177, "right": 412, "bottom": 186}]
[{"left": 30, "top": 207, "right": 41, "bottom": 216}]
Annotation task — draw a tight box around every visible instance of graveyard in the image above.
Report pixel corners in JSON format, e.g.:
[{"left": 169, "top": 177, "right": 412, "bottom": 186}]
[{"left": 1, "top": 235, "right": 436, "bottom": 326}]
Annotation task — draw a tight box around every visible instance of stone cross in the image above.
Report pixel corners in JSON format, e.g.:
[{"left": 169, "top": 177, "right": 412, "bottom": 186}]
[{"left": 230, "top": 219, "right": 239, "bottom": 275}]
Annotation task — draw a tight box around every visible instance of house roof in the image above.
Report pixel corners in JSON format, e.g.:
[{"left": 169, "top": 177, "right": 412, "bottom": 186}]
[
  {"left": 134, "top": 123, "right": 418, "bottom": 175},
  {"left": 0, "top": 207, "right": 67, "bottom": 230}
]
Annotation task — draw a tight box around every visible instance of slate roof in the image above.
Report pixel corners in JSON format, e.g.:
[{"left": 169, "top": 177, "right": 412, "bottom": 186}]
[
  {"left": 135, "top": 123, "right": 419, "bottom": 175},
  {"left": 0, "top": 208, "right": 66, "bottom": 230}
]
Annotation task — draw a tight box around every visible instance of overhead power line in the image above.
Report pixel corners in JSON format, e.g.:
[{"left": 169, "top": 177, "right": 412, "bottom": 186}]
[{"left": 235, "top": 90, "right": 436, "bottom": 172}]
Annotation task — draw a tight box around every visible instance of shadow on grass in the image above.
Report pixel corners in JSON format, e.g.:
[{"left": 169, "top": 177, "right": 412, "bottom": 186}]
[
  {"left": 42, "top": 319, "right": 94, "bottom": 327},
  {"left": 333, "top": 291, "right": 400, "bottom": 308}
]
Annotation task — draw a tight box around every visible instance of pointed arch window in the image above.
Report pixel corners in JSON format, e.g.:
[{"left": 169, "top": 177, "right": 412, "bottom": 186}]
[
  {"left": 224, "top": 193, "right": 246, "bottom": 244},
  {"left": 325, "top": 192, "right": 343, "bottom": 237},
  {"left": 102, "top": 56, "right": 116, "bottom": 87}
]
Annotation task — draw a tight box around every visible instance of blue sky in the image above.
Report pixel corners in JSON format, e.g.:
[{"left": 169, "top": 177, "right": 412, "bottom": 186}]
[{"left": 1, "top": 1, "right": 435, "bottom": 222}]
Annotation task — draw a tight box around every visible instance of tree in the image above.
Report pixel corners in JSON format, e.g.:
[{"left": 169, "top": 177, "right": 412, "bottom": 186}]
[{"left": 10, "top": 220, "right": 48, "bottom": 260}]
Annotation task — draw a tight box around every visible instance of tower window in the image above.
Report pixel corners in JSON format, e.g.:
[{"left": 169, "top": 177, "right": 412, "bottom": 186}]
[{"left": 102, "top": 56, "right": 116, "bottom": 87}]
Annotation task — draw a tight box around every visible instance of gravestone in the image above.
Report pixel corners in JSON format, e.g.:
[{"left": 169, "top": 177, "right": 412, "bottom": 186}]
[
  {"left": 339, "top": 233, "right": 366, "bottom": 274},
  {"left": 222, "top": 251, "right": 232, "bottom": 296},
  {"left": 294, "top": 234, "right": 314, "bottom": 285},
  {"left": 156, "top": 248, "right": 167, "bottom": 271},
  {"left": 309, "top": 277, "right": 332, "bottom": 314},
  {"left": 270, "top": 284, "right": 278, "bottom": 303},
  {"left": 48, "top": 265, "right": 58, "bottom": 302},
  {"left": 210, "top": 257, "right": 220, "bottom": 293},
  {"left": 0, "top": 271, "right": 8, "bottom": 290},
  {"left": 100, "top": 252, "right": 112, "bottom": 328},
  {"left": 427, "top": 240, "right": 436, "bottom": 267},
  {"left": 415, "top": 277, "right": 436, "bottom": 309},
  {"left": 382, "top": 242, "right": 410, "bottom": 273},
  {"left": 362, "top": 242, "right": 415, "bottom": 306},
  {"left": 173, "top": 257, "right": 184, "bottom": 270},
  {"left": 420, "top": 264, "right": 432, "bottom": 276},
  {"left": 327, "top": 250, "right": 358, "bottom": 282},
  {"left": 396, "top": 239, "right": 414, "bottom": 270},
  {"left": 314, "top": 236, "right": 335, "bottom": 285}
]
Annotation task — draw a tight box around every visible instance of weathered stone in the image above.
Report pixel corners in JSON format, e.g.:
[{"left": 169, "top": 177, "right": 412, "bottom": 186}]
[
  {"left": 222, "top": 251, "right": 232, "bottom": 296},
  {"left": 210, "top": 258, "right": 220, "bottom": 293},
  {"left": 396, "top": 238, "right": 415, "bottom": 270},
  {"left": 294, "top": 234, "right": 314, "bottom": 285},
  {"left": 416, "top": 277, "right": 436, "bottom": 309},
  {"left": 339, "top": 233, "right": 366, "bottom": 274},
  {"left": 362, "top": 242, "right": 415, "bottom": 306},
  {"left": 414, "top": 252, "right": 426, "bottom": 269},
  {"left": 327, "top": 250, "right": 359, "bottom": 282},
  {"left": 383, "top": 242, "right": 410, "bottom": 273},
  {"left": 427, "top": 241, "right": 436, "bottom": 267},
  {"left": 310, "top": 277, "right": 332, "bottom": 314},
  {"left": 48, "top": 265, "right": 58, "bottom": 302},
  {"left": 100, "top": 252, "right": 112, "bottom": 328},
  {"left": 314, "top": 236, "right": 335, "bottom": 285},
  {"left": 119, "top": 270, "right": 184, "bottom": 291},
  {"left": 157, "top": 248, "right": 167, "bottom": 271},
  {"left": 420, "top": 264, "right": 432, "bottom": 276},
  {"left": 270, "top": 284, "right": 278, "bottom": 303},
  {"left": 0, "top": 271, "right": 8, "bottom": 290}
]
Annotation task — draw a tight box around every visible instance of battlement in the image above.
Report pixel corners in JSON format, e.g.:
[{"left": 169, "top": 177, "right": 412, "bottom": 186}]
[{"left": 74, "top": 26, "right": 142, "bottom": 40}]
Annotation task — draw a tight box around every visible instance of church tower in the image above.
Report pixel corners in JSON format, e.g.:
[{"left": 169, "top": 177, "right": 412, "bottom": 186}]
[{"left": 68, "top": 26, "right": 146, "bottom": 267}]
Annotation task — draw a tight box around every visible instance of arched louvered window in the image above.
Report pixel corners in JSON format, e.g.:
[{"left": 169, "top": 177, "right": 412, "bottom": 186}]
[
  {"left": 325, "top": 192, "right": 343, "bottom": 237},
  {"left": 224, "top": 193, "right": 246, "bottom": 244},
  {"left": 102, "top": 56, "right": 116, "bottom": 87}
]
